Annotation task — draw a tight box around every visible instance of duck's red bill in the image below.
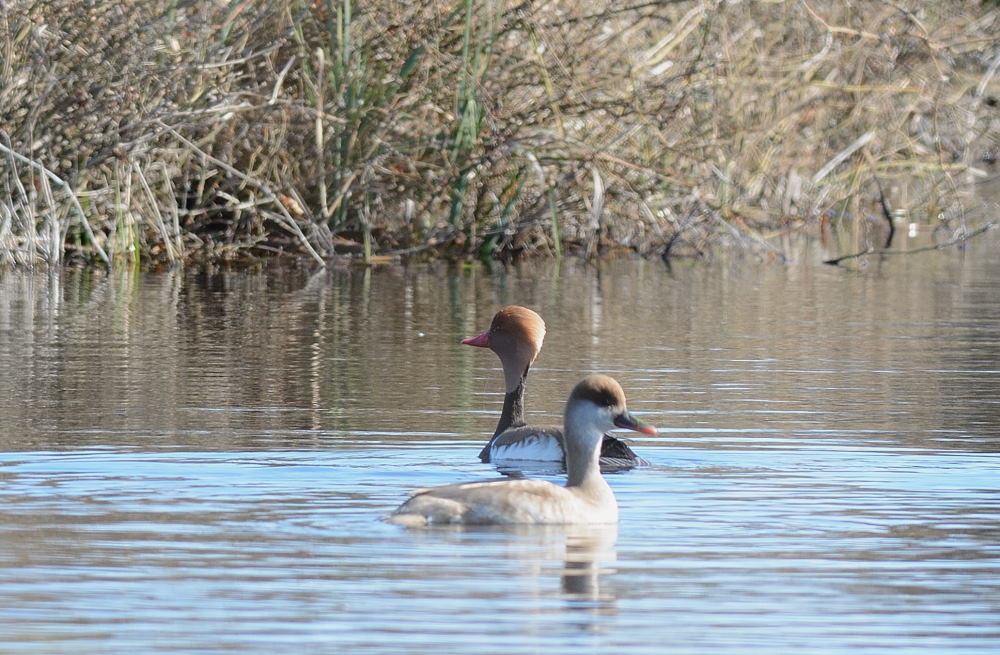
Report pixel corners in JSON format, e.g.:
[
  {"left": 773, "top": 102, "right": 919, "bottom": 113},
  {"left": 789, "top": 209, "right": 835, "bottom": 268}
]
[
  {"left": 614, "top": 412, "right": 657, "bottom": 436},
  {"left": 461, "top": 331, "right": 490, "bottom": 347}
]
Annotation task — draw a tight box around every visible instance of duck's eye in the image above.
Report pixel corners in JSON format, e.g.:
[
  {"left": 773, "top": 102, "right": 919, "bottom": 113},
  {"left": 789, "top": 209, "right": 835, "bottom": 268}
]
[{"left": 599, "top": 394, "right": 619, "bottom": 409}]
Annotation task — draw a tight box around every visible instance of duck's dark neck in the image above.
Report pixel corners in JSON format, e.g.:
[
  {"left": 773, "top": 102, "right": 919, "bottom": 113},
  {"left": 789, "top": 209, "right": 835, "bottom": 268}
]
[
  {"left": 493, "top": 367, "right": 529, "bottom": 437},
  {"left": 494, "top": 380, "right": 525, "bottom": 437}
]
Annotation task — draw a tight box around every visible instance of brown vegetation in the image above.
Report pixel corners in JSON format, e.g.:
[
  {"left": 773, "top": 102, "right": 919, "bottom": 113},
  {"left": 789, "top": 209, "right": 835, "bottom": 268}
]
[{"left": 1, "top": 0, "right": 998, "bottom": 267}]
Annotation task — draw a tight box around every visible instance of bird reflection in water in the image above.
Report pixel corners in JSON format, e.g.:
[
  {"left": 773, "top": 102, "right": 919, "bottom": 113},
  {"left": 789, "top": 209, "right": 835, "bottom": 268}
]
[{"left": 559, "top": 524, "right": 618, "bottom": 615}]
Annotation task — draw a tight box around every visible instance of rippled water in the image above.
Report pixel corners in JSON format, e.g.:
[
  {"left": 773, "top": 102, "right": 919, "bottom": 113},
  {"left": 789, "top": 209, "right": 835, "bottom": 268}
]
[{"left": 1, "top": 236, "right": 999, "bottom": 654}]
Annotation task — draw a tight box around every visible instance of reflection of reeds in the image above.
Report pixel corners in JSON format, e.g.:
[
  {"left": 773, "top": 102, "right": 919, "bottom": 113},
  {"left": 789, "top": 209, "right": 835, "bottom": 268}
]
[{"left": 1, "top": 1, "right": 997, "bottom": 266}]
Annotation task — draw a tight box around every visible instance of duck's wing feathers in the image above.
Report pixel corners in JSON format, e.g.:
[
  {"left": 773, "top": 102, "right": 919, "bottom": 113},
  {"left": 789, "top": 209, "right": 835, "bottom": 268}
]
[
  {"left": 480, "top": 425, "right": 565, "bottom": 462},
  {"left": 387, "top": 478, "right": 576, "bottom": 526},
  {"left": 482, "top": 426, "right": 648, "bottom": 469}
]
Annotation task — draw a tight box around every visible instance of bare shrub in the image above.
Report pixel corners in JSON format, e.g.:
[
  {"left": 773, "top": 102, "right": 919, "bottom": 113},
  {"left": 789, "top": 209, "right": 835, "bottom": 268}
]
[{"left": 1, "top": 0, "right": 997, "bottom": 266}]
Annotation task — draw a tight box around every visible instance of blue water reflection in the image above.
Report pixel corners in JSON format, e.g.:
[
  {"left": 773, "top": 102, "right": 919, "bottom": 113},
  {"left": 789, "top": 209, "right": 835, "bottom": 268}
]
[{"left": 1, "top": 235, "right": 999, "bottom": 653}]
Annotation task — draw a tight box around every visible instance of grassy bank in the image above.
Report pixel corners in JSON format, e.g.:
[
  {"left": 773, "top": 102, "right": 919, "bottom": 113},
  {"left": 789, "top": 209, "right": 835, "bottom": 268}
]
[{"left": 1, "top": 0, "right": 997, "bottom": 267}]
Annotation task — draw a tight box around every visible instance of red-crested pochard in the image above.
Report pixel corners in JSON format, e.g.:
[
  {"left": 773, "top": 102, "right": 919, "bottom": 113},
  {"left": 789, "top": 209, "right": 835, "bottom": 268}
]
[
  {"left": 386, "top": 375, "right": 656, "bottom": 526},
  {"left": 462, "top": 306, "right": 649, "bottom": 469}
]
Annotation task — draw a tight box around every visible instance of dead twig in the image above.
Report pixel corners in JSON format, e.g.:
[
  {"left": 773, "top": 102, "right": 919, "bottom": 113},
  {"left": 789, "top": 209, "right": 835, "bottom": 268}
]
[
  {"left": 823, "top": 222, "right": 996, "bottom": 266},
  {"left": 0, "top": 132, "right": 110, "bottom": 266},
  {"left": 864, "top": 152, "right": 895, "bottom": 249},
  {"left": 157, "top": 121, "right": 327, "bottom": 267}
]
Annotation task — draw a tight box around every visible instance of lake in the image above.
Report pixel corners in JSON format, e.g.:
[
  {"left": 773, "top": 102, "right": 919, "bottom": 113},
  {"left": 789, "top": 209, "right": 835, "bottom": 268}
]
[{"left": 1, "top": 234, "right": 999, "bottom": 654}]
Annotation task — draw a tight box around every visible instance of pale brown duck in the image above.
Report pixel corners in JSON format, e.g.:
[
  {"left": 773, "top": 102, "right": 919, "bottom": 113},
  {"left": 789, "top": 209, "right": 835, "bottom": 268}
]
[{"left": 386, "top": 375, "right": 656, "bottom": 526}]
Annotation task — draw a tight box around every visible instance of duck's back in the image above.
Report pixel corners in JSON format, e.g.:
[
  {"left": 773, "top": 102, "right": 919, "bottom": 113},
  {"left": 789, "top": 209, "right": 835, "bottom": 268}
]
[
  {"left": 598, "top": 435, "right": 651, "bottom": 470},
  {"left": 387, "top": 478, "right": 616, "bottom": 526}
]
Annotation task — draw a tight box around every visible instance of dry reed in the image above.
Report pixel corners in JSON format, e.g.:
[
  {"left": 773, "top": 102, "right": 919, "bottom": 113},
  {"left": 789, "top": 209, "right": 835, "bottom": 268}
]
[{"left": 1, "top": 0, "right": 997, "bottom": 267}]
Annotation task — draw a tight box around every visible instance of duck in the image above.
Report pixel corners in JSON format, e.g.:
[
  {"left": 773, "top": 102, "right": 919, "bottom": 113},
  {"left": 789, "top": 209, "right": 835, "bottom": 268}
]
[
  {"left": 461, "top": 305, "right": 649, "bottom": 469},
  {"left": 386, "top": 374, "right": 656, "bottom": 526}
]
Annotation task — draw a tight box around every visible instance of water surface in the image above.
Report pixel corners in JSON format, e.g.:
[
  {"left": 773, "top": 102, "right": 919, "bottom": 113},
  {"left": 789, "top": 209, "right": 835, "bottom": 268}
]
[{"left": 1, "top": 236, "right": 999, "bottom": 654}]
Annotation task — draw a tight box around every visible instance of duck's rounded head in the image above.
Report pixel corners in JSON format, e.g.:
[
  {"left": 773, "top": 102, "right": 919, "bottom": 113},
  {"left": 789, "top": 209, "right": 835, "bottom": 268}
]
[
  {"left": 568, "top": 374, "right": 657, "bottom": 437},
  {"left": 462, "top": 305, "right": 546, "bottom": 370}
]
